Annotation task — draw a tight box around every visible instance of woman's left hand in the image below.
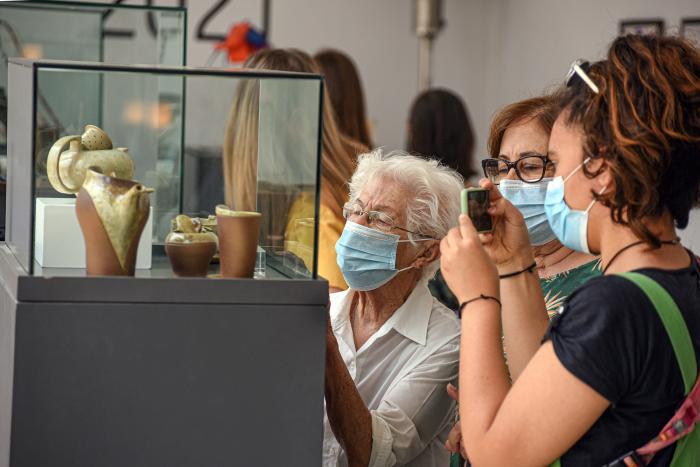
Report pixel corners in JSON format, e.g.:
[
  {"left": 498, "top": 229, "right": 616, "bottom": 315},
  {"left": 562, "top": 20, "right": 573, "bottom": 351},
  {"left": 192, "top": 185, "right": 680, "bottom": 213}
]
[
  {"left": 444, "top": 384, "right": 468, "bottom": 458},
  {"left": 440, "top": 214, "right": 499, "bottom": 304}
]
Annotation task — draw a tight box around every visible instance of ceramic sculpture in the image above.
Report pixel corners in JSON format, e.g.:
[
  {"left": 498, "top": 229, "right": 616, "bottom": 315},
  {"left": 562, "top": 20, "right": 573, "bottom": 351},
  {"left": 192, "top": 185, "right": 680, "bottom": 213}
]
[
  {"left": 215, "top": 204, "right": 261, "bottom": 278},
  {"left": 47, "top": 125, "right": 134, "bottom": 194},
  {"left": 165, "top": 215, "right": 218, "bottom": 277},
  {"left": 75, "top": 168, "right": 153, "bottom": 276}
]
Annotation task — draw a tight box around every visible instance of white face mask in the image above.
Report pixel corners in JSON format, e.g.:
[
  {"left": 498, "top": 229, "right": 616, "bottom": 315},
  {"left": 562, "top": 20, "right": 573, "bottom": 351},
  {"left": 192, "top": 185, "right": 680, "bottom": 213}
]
[
  {"left": 335, "top": 221, "right": 431, "bottom": 291},
  {"left": 544, "top": 158, "right": 604, "bottom": 254},
  {"left": 499, "top": 178, "right": 556, "bottom": 246}
]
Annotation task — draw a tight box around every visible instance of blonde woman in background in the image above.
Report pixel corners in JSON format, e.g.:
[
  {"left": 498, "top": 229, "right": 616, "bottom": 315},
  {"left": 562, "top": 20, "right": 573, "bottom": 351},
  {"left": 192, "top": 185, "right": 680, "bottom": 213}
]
[
  {"left": 223, "top": 48, "right": 366, "bottom": 291},
  {"left": 314, "top": 48, "right": 373, "bottom": 149}
]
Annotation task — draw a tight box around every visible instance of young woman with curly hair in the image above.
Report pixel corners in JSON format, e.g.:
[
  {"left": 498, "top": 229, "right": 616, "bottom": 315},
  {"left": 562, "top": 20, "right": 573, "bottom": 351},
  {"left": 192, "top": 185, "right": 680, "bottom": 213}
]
[{"left": 440, "top": 34, "right": 700, "bottom": 466}]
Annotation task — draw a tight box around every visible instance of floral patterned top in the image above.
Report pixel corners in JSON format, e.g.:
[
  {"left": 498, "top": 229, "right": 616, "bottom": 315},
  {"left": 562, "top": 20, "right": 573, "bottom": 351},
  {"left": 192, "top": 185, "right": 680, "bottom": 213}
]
[
  {"left": 432, "top": 259, "right": 602, "bottom": 318},
  {"left": 540, "top": 258, "right": 602, "bottom": 319}
]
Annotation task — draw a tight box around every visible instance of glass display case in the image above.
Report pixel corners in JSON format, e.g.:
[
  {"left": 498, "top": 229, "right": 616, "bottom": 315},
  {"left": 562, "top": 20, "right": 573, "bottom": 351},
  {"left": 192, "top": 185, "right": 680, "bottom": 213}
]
[
  {"left": 6, "top": 58, "right": 323, "bottom": 280},
  {"left": 0, "top": 0, "right": 187, "bottom": 239}
]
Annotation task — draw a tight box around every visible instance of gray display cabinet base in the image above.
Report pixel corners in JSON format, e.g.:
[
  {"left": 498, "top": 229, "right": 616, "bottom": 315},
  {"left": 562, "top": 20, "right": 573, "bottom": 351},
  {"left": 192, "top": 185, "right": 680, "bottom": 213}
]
[{"left": 0, "top": 246, "right": 328, "bottom": 467}]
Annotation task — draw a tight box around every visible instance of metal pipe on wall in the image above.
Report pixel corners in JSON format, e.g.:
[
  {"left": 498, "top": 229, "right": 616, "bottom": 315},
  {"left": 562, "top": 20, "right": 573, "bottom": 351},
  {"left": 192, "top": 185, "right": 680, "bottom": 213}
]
[{"left": 414, "top": 0, "right": 444, "bottom": 92}]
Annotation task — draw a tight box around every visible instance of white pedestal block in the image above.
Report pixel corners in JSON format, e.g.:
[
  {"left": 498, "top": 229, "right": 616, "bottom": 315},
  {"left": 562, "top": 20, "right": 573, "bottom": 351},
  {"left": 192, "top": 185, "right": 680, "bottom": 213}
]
[{"left": 34, "top": 197, "right": 153, "bottom": 269}]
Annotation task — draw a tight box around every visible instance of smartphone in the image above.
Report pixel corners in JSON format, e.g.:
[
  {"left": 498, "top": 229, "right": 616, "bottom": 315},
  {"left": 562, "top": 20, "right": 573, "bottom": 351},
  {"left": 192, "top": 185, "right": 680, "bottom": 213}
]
[{"left": 461, "top": 188, "right": 493, "bottom": 233}]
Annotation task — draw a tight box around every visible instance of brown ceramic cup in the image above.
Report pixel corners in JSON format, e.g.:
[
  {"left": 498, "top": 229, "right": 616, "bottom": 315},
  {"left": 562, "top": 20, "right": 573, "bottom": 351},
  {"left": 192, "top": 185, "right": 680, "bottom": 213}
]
[
  {"left": 165, "top": 232, "right": 218, "bottom": 277},
  {"left": 215, "top": 205, "right": 261, "bottom": 278}
]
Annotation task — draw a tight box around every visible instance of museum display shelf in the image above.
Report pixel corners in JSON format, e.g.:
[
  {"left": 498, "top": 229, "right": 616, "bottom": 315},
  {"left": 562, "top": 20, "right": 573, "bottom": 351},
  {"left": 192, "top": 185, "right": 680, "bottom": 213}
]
[
  {"left": 7, "top": 58, "right": 325, "bottom": 280},
  {"left": 0, "top": 57, "right": 328, "bottom": 467}
]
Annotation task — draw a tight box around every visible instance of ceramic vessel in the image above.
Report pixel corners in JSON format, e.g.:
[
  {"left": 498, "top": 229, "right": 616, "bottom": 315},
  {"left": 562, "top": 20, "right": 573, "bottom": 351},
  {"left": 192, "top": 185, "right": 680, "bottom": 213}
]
[
  {"left": 169, "top": 214, "right": 218, "bottom": 236},
  {"left": 199, "top": 215, "right": 218, "bottom": 235},
  {"left": 47, "top": 125, "right": 134, "bottom": 194},
  {"left": 165, "top": 215, "right": 218, "bottom": 277},
  {"left": 75, "top": 168, "right": 153, "bottom": 276},
  {"left": 215, "top": 204, "right": 261, "bottom": 278}
]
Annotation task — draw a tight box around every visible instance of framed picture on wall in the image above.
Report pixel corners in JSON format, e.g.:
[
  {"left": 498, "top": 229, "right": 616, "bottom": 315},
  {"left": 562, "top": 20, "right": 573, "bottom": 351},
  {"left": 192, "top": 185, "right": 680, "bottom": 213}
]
[
  {"left": 619, "top": 19, "right": 664, "bottom": 36},
  {"left": 681, "top": 18, "right": 700, "bottom": 46}
]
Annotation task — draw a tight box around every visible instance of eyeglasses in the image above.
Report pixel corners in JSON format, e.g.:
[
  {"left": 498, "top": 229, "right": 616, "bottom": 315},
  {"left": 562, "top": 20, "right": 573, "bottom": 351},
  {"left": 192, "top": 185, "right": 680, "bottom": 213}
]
[
  {"left": 565, "top": 59, "right": 600, "bottom": 94},
  {"left": 342, "top": 201, "right": 435, "bottom": 239},
  {"left": 481, "top": 154, "right": 554, "bottom": 184}
]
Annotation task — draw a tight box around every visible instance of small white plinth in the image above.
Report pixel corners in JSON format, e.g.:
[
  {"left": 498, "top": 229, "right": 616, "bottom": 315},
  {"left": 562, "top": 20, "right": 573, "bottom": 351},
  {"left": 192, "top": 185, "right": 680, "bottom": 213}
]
[{"left": 34, "top": 197, "right": 153, "bottom": 269}]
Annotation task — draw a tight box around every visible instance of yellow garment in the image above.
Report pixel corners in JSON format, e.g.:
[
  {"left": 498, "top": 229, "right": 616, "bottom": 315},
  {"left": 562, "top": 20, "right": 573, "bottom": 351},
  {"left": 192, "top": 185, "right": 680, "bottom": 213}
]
[{"left": 285, "top": 193, "right": 347, "bottom": 290}]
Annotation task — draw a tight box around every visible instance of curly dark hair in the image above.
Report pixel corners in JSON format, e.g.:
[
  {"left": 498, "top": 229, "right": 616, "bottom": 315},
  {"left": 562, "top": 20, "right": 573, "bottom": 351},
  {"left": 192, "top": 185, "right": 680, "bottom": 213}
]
[{"left": 558, "top": 34, "right": 700, "bottom": 247}]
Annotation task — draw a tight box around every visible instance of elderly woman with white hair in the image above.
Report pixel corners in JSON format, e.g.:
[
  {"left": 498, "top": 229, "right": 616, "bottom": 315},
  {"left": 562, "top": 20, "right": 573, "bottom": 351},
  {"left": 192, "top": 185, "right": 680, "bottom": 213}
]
[{"left": 323, "top": 149, "right": 463, "bottom": 467}]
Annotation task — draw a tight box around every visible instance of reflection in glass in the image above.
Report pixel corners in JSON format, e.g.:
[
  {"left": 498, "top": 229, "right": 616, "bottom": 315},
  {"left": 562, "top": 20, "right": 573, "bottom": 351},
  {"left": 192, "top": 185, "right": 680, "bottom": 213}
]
[
  {"left": 7, "top": 60, "right": 322, "bottom": 280},
  {"left": 223, "top": 76, "right": 321, "bottom": 277}
]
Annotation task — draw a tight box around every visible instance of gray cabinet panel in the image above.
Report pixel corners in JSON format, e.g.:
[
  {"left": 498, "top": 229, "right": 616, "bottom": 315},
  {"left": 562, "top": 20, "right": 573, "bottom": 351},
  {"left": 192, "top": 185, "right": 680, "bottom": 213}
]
[{"left": 0, "top": 247, "right": 328, "bottom": 467}]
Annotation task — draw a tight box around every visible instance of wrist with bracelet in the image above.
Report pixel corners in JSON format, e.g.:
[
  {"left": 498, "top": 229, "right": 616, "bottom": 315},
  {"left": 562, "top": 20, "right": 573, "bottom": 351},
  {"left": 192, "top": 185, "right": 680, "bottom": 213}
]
[
  {"left": 458, "top": 294, "right": 502, "bottom": 318},
  {"left": 498, "top": 261, "right": 537, "bottom": 279}
]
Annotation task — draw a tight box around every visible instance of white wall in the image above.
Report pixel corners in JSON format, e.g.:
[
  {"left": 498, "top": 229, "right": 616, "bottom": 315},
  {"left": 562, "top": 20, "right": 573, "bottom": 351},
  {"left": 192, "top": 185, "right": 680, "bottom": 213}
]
[
  {"left": 99, "top": 1, "right": 489, "bottom": 156},
  {"left": 185, "top": 0, "right": 493, "bottom": 154}
]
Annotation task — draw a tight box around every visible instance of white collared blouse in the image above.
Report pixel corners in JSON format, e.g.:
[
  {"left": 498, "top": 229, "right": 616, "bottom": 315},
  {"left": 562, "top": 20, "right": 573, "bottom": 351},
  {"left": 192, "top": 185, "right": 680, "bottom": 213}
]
[{"left": 323, "top": 282, "right": 461, "bottom": 467}]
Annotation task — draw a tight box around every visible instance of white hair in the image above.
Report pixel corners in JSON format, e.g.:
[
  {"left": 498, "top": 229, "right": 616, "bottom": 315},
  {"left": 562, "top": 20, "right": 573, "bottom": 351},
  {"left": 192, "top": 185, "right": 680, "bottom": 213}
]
[{"left": 347, "top": 149, "right": 464, "bottom": 281}]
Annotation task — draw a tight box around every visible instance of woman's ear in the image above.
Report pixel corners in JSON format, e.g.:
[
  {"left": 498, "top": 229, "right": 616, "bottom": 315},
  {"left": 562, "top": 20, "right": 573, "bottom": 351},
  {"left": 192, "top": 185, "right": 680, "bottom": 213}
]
[
  {"left": 593, "top": 156, "right": 613, "bottom": 194},
  {"left": 597, "top": 169, "right": 613, "bottom": 194},
  {"left": 413, "top": 240, "right": 440, "bottom": 269},
  {"left": 587, "top": 151, "right": 612, "bottom": 193}
]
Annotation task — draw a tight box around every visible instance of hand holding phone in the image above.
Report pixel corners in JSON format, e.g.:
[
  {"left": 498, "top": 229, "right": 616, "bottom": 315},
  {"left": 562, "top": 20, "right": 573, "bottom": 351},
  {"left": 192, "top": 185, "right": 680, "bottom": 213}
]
[{"left": 461, "top": 188, "right": 492, "bottom": 233}]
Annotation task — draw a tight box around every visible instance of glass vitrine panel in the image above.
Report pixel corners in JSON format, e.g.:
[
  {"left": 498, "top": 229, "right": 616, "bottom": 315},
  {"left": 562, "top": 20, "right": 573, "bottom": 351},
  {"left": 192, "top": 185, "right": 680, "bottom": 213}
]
[{"left": 7, "top": 59, "right": 323, "bottom": 280}]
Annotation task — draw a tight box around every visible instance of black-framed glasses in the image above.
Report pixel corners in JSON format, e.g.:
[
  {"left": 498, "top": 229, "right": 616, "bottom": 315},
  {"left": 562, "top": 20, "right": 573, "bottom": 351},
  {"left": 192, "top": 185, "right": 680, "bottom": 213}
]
[
  {"left": 565, "top": 59, "right": 599, "bottom": 94},
  {"left": 481, "top": 154, "right": 554, "bottom": 184},
  {"left": 342, "top": 201, "right": 435, "bottom": 239}
]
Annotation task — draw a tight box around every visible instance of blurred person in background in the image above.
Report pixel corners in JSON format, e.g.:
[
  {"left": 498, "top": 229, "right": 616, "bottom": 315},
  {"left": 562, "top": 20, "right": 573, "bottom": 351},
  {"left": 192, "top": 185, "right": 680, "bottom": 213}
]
[
  {"left": 406, "top": 88, "right": 477, "bottom": 311},
  {"left": 315, "top": 48, "right": 373, "bottom": 149},
  {"left": 407, "top": 89, "right": 476, "bottom": 185},
  {"left": 224, "top": 48, "right": 364, "bottom": 292}
]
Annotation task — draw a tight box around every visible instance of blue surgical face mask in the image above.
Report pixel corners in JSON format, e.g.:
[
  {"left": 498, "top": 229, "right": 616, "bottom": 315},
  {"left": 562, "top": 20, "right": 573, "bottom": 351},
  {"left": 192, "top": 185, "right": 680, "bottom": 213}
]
[
  {"left": 544, "top": 158, "right": 600, "bottom": 254},
  {"left": 499, "top": 178, "right": 556, "bottom": 246},
  {"left": 335, "top": 221, "right": 430, "bottom": 291}
]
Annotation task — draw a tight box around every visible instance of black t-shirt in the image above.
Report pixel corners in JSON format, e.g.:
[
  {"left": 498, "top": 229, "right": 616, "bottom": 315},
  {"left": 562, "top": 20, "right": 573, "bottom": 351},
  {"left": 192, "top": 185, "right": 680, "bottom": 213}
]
[{"left": 543, "top": 253, "right": 700, "bottom": 466}]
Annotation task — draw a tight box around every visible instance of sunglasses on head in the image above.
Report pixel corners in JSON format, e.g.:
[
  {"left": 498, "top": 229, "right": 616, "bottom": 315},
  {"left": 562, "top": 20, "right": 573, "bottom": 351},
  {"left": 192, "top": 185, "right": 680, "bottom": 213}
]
[{"left": 565, "top": 59, "right": 600, "bottom": 94}]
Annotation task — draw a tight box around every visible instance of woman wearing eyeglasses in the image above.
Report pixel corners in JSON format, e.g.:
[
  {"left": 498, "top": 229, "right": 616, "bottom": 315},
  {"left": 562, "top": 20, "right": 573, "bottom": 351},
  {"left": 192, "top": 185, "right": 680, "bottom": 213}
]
[
  {"left": 441, "top": 34, "right": 700, "bottom": 466},
  {"left": 323, "top": 149, "right": 465, "bottom": 467},
  {"left": 481, "top": 95, "right": 601, "bottom": 319},
  {"left": 445, "top": 95, "right": 602, "bottom": 462}
]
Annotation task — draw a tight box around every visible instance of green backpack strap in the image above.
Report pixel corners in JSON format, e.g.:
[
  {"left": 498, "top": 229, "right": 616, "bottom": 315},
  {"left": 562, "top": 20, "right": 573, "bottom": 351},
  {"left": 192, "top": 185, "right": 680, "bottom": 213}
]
[
  {"left": 620, "top": 272, "right": 697, "bottom": 393},
  {"left": 620, "top": 272, "right": 700, "bottom": 467},
  {"left": 549, "top": 272, "right": 697, "bottom": 467}
]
